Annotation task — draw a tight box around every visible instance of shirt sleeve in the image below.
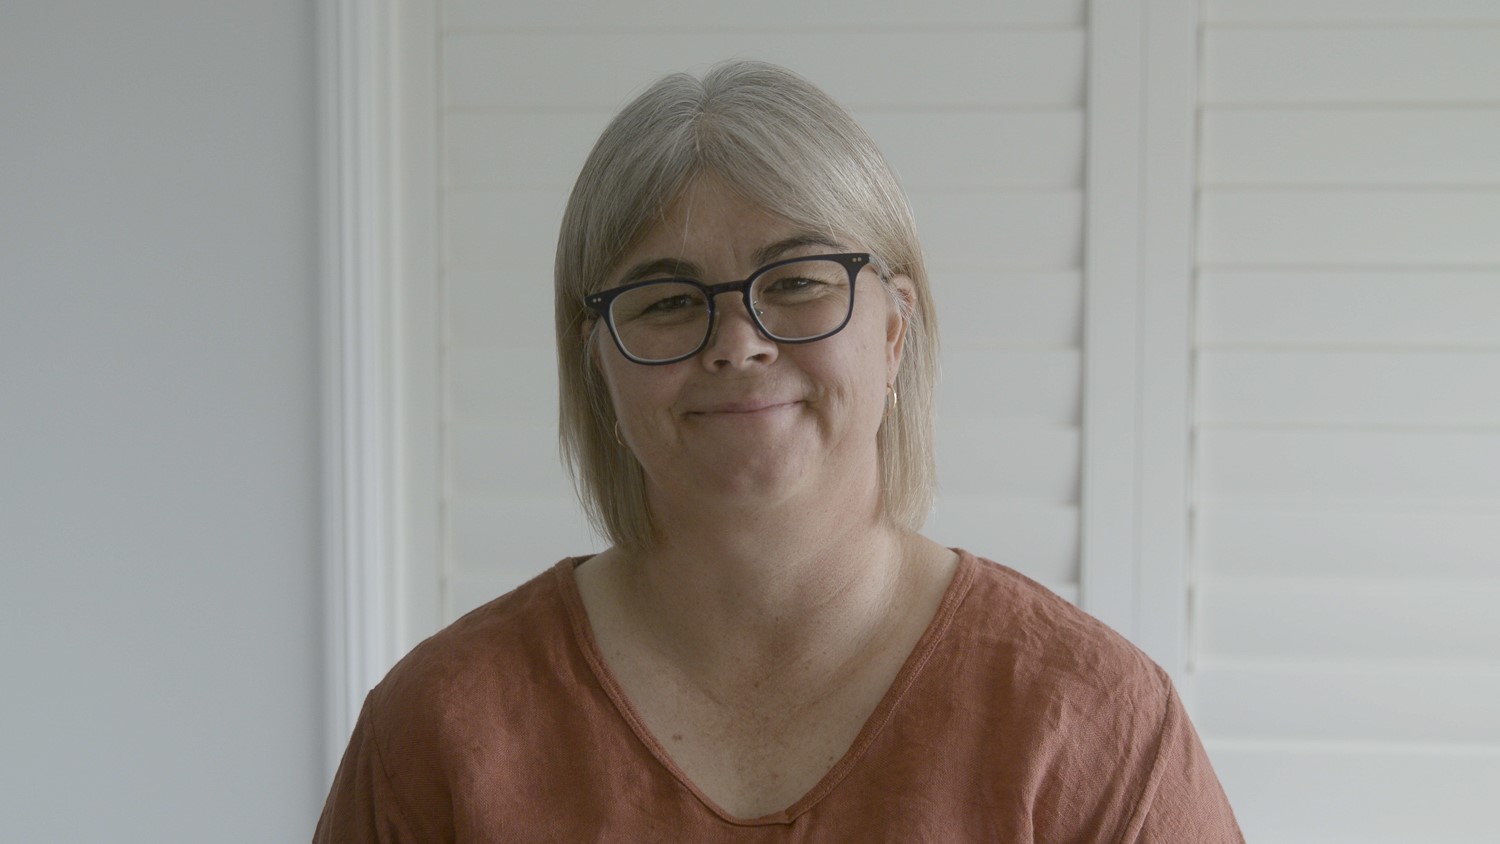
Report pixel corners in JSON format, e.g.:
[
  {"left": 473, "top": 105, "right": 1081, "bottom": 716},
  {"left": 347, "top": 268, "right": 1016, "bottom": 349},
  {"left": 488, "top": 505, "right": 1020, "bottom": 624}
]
[
  {"left": 313, "top": 696, "right": 429, "bottom": 844},
  {"left": 1119, "top": 679, "right": 1246, "bottom": 843}
]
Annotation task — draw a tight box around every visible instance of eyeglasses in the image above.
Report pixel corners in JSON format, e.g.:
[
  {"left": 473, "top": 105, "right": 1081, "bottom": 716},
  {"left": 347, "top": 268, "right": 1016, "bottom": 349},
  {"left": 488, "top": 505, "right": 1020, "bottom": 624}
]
[{"left": 585, "top": 252, "right": 872, "bottom": 365}]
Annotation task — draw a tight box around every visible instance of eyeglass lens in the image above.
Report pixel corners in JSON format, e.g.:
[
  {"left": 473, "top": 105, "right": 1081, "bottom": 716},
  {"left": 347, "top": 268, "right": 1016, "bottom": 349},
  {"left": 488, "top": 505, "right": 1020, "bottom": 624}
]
[{"left": 607, "top": 257, "right": 854, "bottom": 362}]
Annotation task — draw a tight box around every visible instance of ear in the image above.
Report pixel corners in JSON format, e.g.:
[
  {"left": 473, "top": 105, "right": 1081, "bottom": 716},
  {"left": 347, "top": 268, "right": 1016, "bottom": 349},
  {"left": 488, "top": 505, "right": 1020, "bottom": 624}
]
[{"left": 884, "top": 274, "right": 915, "bottom": 383}]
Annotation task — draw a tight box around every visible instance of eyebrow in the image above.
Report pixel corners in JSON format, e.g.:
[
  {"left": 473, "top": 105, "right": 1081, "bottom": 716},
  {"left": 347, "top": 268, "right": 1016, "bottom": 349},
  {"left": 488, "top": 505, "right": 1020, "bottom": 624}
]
[
  {"left": 616, "top": 257, "right": 704, "bottom": 286},
  {"left": 752, "top": 233, "right": 849, "bottom": 267},
  {"left": 613, "top": 232, "right": 850, "bottom": 287}
]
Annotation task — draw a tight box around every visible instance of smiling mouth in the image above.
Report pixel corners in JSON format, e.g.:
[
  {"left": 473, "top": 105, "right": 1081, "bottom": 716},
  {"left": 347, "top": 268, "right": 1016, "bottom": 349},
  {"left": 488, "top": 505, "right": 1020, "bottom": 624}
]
[{"left": 689, "top": 400, "right": 799, "bottom": 416}]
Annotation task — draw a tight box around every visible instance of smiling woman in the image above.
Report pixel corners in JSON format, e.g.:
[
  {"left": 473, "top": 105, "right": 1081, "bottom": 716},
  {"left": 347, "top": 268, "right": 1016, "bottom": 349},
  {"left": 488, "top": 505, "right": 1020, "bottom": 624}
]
[
  {"left": 314, "top": 61, "right": 1245, "bottom": 842},
  {"left": 556, "top": 62, "right": 940, "bottom": 552}
]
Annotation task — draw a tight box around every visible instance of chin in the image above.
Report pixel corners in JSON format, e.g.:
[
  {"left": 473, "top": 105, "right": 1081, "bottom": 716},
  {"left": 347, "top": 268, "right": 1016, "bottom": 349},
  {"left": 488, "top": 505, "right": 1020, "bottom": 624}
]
[{"left": 690, "top": 447, "right": 822, "bottom": 502}]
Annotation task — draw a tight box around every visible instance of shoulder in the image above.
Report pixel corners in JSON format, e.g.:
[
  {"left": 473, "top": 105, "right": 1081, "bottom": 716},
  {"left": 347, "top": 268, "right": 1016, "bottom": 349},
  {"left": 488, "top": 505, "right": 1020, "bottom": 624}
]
[
  {"left": 352, "top": 559, "right": 600, "bottom": 812},
  {"left": 953, "top": 551, "right": 1168, "bottom": 699},
  {"left": 938, "top": 551, "right": 1176, "bottom": 767},
  {"left": 372, "top": 559, "right": 580, "bottom": 710},
  {"left": 316, "top": 559, "right": 592, "bottom": 840},
  {"left": 360, "top": 559, "right": 589, "bottom": 759},
  {"left": 933, "top": 552, "right": 1243, "bottom": 841}
]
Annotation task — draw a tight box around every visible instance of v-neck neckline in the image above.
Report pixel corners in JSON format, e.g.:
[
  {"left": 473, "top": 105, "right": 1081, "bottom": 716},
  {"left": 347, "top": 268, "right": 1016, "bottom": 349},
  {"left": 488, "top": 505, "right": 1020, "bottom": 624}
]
[{"left": 554, "top": 549, "right": 977, "bottom": 826}]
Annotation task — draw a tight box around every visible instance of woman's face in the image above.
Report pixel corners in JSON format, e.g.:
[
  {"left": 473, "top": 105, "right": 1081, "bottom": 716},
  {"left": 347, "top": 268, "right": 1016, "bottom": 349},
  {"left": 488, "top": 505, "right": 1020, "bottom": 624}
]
[{"left": 592, "top": 176, "right": 911, "bottom": 514}]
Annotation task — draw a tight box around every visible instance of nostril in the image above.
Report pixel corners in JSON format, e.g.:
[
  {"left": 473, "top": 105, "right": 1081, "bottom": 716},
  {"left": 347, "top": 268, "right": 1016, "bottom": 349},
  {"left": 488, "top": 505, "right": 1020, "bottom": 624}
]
[{"left": 702, "top": 307, "right": 778, "bottom": 369}]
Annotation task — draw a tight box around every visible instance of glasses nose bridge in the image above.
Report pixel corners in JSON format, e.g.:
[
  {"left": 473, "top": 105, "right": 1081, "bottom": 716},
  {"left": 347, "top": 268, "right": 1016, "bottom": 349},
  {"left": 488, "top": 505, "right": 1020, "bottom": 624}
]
[
  {"left": 703, "top": 275, "right": 754, "bottom": 302},
  {"left": 700, "top": 276, "right": 769, "bottom": 352},
  {"left": 702, "top": 276, "right": 762, "bottom": 321}
]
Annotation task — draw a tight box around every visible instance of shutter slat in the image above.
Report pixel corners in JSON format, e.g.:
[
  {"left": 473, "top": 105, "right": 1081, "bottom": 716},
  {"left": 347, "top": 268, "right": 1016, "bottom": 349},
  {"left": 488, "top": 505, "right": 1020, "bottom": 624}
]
[
  {"left": 936, "top": 271, "right": 1082, "bottom": 349},
  {"left": 1205, "top": 0, "right": 1500, "bottom": 24},
  {"left": 1198, "top": 189, "right": 1500, "bottom": 266},
  {"left": 1198, "top": 350, "right": 1500, "bottom": 426},
  {"left": 908, "top": 189, "right": 1083, "bottom": 270},
  {"left": 941, "top": 350, "right": 1079, "bottom": 423},
  {"left": 1199, "top": 578, "right": 1500, "bottom": 661},
  {"left": 1198, "top": 429, "right": 1500, "bottom": 502},
  {"left": 444, "top": 32, "right": 1086, "bottom": 109},
  {"left": 924, "top": 500, "right": 1077, "bottom": 583},
  {"left": 934, "top": 421, "right": 1078, "bottom": 502},
  {"left": 1197, "top": 507, "right": 1500, "bottom": 579},
  {"left": 1198, "top": 270, "right": 1500, "bottom": 347},
  {"left": 1199, "top": 661, "right": 1500, "bottom": 743},
  {"left": 859, "top": 111, "right": 1085, "bottom": 190},
  {"left": 1203, "top": 28, "right": 1500, "bottom": 104},
  {"left": 1201, "top": 108, "right": 1500, "bottom": 186},
  {"left": 1210, "top": 745, "right": 1500, "bottom": 844},
  {"left": 444, "top": 0, "right": 1087, "bottom": 29},
  {"left": 446, "top": 110, "right": 1089, "bottom": 191}
]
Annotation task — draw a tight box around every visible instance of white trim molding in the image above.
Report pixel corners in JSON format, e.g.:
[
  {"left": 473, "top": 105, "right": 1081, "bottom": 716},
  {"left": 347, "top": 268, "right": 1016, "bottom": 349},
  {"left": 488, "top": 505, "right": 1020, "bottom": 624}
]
[
  {"left": 389, "top": 0, "right": 444, "bottom": 679},
  {"left": 1082, "top": 0, "right": 1199, "bottom": 684},
  {"left": 1081, "top": 0, "right": 1146, "bottom": 642},
  {"left": 319, "top": 0, "right": 399, "bottom": 777},
  {"left": 1135, "top": 0, "right": 1199, "bottom": 690}
]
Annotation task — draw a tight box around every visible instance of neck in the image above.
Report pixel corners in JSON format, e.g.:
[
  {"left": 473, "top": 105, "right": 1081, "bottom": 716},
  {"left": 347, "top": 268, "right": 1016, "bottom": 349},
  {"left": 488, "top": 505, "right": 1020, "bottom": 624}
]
[{"left": 613, "top": 487, "right": 914, "bottom": 693}]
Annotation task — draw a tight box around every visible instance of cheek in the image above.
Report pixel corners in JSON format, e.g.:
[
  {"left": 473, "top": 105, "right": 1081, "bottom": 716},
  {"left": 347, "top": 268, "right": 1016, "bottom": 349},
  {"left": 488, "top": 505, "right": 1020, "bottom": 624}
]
[
  {"left": 599, "top": 354, "right": 681, "bottom": 427},
  {"left": 810, "top": 334, "right": 892, "bottom": 417},
  {"left": 595, "top": 346, "right": 639, "bottom": 415},
  {"left": 850, "top": 305, "right": 899, "bottom": 385}
]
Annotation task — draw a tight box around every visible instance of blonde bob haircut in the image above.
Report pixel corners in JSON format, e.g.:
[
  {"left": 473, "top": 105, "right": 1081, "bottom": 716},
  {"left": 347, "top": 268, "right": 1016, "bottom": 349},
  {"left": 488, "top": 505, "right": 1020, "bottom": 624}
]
[{"left": 555, "top": 60, "right": 938, "bottom": 550}]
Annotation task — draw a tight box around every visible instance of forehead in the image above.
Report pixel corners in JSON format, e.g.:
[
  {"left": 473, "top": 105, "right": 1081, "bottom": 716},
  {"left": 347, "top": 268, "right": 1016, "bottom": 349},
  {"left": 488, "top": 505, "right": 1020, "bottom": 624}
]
[
  {"left": 609, "top": 176, "right": 848, "bottom": 282},
  {"left": 638, "top": 177, "right": 789, "bottom": 248}
]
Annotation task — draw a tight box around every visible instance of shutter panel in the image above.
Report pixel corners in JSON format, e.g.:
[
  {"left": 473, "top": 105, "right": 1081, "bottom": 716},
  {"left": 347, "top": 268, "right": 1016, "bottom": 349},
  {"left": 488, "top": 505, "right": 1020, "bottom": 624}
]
[
  {"left": 436, "top": 1, "right": 1090, "bottom": 618},
  {"left": 1195, "top": 2, "right": 1500, "bottom": 840},
  {"left": 380, "top": 2, "right": 1500, "bottom": 836}
]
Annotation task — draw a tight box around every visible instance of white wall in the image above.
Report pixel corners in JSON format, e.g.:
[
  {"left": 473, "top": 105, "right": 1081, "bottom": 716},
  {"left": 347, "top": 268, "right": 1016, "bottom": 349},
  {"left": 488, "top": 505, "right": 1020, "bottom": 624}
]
[{"left": 0, "top": 2, "right": 325, "bottom": 840}]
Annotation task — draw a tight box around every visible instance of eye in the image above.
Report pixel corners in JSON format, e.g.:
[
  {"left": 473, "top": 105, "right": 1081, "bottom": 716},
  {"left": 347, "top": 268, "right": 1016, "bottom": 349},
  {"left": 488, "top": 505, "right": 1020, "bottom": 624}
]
[
  {"left": 641, "top": 291, "right": 702, "bottom": 313},
  {"left": 612, "top": 281, "right": 708, "bottom": 324},
  {"left": 758, "top": 270, "right": 844, "bottom": 304},
  {"left": 755, "top": 258, "right": 849, "bottom": 303},
  {"left": 766, "top": 275, "right": 822, "bottom": 292}
]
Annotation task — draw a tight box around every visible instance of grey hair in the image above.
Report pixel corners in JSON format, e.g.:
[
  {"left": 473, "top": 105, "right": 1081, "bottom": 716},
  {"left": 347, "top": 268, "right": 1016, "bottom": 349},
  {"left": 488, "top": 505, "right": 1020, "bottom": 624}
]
[{"left": 555, "top": 59, "right": 938, "bottom": 550}]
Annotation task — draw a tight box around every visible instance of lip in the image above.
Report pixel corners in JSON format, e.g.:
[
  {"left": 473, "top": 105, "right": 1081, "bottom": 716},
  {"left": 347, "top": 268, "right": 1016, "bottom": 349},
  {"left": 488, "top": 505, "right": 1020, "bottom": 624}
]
[{"left": 687, "top": 399, "right": 800, "bottom": 416}]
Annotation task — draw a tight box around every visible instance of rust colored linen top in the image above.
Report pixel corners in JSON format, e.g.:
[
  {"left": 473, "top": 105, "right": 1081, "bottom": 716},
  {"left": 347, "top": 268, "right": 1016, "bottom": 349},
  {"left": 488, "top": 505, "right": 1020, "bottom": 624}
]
[{"left": 316, "top": 551, "right": 1243, "bottom": 842}]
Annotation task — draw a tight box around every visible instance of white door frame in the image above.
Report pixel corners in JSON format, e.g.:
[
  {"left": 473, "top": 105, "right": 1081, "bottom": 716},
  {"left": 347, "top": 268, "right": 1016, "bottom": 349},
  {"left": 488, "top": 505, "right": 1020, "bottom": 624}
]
[{"left": 318, "top": 0, "right": 449, "bottom": 777}]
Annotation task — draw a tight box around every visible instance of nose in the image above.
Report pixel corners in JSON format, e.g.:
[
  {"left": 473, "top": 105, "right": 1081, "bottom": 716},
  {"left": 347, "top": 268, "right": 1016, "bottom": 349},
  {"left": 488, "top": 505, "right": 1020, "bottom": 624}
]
[{"left": 702, "top": 290, "right": 777, "bottom": 370}]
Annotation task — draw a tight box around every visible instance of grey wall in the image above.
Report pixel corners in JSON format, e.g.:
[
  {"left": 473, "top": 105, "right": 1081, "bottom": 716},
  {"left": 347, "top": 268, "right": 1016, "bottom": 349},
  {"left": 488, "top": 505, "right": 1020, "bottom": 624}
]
[{"left": 1, "top": 2, "right": 325, "bottom": 839}]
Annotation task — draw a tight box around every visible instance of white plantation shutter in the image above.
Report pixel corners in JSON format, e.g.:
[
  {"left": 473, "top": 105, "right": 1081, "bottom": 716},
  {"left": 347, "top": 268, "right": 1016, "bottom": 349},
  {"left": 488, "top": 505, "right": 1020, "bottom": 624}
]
[
  {"left": 362, "top": 0, "right": 1498, "bottom": 837},
  {"left": 1194, "top": 1, "right": 1500, "bottom": 841},
  {"left": 431, "top": 0, "right": 1091, "bottom": 618}
]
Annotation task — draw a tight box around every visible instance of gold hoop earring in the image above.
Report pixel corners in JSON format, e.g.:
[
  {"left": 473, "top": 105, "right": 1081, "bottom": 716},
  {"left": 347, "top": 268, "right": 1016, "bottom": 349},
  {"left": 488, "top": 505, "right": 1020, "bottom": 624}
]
[
  {"left": 614, "top": 419, "right": 624, "bottom": 447},
  {"left": 885, "top": 384, "right": 898, "bottom": 418}
]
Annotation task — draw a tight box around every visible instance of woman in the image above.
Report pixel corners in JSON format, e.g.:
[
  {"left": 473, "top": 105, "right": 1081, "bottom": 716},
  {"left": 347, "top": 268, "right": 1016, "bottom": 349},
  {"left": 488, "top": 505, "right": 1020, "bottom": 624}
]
[{"left": 316, "top": 61, "right": 1243, "bottom": 842}]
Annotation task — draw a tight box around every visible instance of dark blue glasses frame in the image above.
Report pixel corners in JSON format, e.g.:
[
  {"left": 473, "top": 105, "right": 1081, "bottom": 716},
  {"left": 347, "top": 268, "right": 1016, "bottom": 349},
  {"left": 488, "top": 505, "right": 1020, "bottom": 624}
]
[{"left": 584, "top": 252, "right": 871, "bottom": 365}]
